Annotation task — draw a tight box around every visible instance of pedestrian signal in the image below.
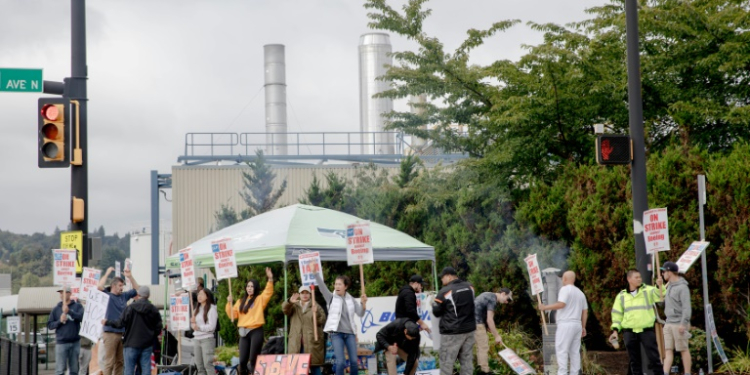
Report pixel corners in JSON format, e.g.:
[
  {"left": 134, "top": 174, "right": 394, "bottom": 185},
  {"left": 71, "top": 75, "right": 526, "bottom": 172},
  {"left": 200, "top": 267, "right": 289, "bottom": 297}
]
[{"left": 596, "top": 135, "right": 632, "bottom": 165}]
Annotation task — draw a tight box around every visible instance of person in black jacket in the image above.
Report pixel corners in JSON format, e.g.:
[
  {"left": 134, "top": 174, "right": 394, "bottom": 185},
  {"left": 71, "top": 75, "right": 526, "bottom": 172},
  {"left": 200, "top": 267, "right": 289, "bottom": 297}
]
[
  {"left": 47, "top": 287, "right": 84, "bottom": 375},
  {"left": 432, "top": 267, "right": 476, "bottom": 375},
  {"left": 102, "top": 286, "right": 162, "bottom": 375},
  {"left": 395, "top": 275, "right": 432, "bottom": 334},
  {"left": 374, "top": 318, "right": 421, "bottom": 375}
]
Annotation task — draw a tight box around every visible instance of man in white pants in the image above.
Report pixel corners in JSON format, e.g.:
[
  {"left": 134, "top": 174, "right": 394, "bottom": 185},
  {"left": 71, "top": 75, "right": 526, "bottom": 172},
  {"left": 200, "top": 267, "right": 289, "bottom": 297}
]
[{"left": 538, "top": 271, "right": 588, "bottom": 375}]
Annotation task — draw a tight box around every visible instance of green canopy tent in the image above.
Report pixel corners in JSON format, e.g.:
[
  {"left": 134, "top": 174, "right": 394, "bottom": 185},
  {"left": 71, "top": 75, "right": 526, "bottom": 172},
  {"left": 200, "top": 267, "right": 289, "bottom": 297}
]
[{"left": 166, "top": 204, "right": 437, "bottom": 344}]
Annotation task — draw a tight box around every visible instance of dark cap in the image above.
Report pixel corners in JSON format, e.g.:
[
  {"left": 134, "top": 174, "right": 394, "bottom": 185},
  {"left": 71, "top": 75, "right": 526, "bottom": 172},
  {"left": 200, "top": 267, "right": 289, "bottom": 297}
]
[
  {"left": 409, "top": 275, "right": 428, "bottom": 285},
  {"left": 499, "top": 287, "right": 513, "bottom": 301},
  {"left": 438, "top": 267, "right": 457, "bottom": 278},
  {"left": 404, "top": 321, "right": 420, "bottom": 338},
  {"left": 660, "top": 261, "right": 679, "bottom": 273}
]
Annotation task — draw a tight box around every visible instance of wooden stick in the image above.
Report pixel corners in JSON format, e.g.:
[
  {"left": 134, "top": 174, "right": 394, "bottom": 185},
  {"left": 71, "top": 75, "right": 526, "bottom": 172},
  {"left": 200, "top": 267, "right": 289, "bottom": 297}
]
[
  {"left": 359, "top": 264, "right": 365, "bottom": 296},
  {"left": 653, "top": 252, "right": 665, "bottom": 360},
  {"left": 228, "top": 278, "right": 235, "bottom": 323},
  {"left": 311, "top": 285, "right": 318, "bottom": 341},
  {"left": 536, "top": 294, "right": 548, "bottom": 335}
]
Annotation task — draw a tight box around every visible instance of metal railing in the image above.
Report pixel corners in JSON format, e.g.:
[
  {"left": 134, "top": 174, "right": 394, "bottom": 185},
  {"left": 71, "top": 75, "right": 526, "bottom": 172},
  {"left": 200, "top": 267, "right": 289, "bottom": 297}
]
[
  {"left": 239, "top": 131, "right": 403, "bottom": 156},
  {"left": 0, "top": 337, "right": 38, "bottom": 375}
]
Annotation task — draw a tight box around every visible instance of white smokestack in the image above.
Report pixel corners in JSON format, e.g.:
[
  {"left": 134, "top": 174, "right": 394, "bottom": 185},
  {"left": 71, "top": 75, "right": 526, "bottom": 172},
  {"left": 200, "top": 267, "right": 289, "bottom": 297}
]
[
  {"left": 359, "top": 33, "right": 394, "bottom": 155},
  {"left": 264, "top": 44, "right": 287, "bottom": 156}
]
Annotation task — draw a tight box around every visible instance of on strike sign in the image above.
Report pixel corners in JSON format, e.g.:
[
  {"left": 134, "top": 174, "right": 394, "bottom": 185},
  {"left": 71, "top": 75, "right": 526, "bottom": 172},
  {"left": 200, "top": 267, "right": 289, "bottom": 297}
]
[
  {"left": 211, "top": 238, "right": 238, "bottom": 280},
  {"left": 498, "top": 349, "right": 535, "bottom": 375},
  {"left": 79, "top": 267, "right": 101, "bottom": 302},
  {"left": 170, "top": 293, "right": 191, "bottom": 331},
  {"left": 299, "top": 252, "right": 323, "bottom": 287},
  {"left": 53, "top": 249, "right": 77, "bottom": 286},
  {"left": 524, "top": 254, "right": 543, "bottom": 296},
  {"left": 644, "top": 208, "right": 670, "bottom": 254},
  {"left": 676, "top": 241, "right": 710, "bottom": 273},
  {"left": 346, "top": 221, "right": 374, "bottom": 266},
  {"left": 179, "top": 247, "right": 196, "bottom": 290}
]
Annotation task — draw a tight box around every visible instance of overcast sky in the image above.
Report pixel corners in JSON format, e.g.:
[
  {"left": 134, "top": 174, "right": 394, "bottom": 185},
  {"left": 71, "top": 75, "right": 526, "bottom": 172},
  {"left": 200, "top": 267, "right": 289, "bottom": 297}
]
[{"left": 0, "top": 0, "right": 606, "bottom": 237}]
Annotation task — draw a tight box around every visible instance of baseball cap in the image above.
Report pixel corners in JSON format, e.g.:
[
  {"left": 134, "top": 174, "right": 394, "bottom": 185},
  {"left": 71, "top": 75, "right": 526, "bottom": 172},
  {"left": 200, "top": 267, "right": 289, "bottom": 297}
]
[
  {"left": 409, "top": 275, "right": 428, "bottom": 285},
  {"left": 138, "top": 286, "right": 150, "bottom": 298},
  {"left": 499, "top": 287, "right": 513, "bottom": 301},
  {"left": 660, "top": 261, "right": 679, "bottom": 273},
  {"left": 405, "top": 321, "right": 420, "bottom": 338},
  {"left": 299, "top": 285, "right": 311, "bottom": 294},
  {"left": 56, "top": 287, "right": 71, "bottom": 293},
  {"left": 438, "top": 267, "right": 457, "bottom": 278}
]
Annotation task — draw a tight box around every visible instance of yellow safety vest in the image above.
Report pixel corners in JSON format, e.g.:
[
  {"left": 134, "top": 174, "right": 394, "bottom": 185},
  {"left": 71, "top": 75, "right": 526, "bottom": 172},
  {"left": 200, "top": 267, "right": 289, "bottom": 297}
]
[{"left": 610, "top": 284, "right": 665, "bottom": 333}]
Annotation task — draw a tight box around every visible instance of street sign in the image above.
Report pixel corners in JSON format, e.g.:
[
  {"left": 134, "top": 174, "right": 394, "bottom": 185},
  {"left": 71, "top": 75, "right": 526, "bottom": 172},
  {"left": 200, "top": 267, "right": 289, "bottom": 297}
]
[
  {"left": 0, "top": 68, "right": 43, "bottom": 93},
  {"left": 60, "top": 231, "right": 84, "bottom": 274}
]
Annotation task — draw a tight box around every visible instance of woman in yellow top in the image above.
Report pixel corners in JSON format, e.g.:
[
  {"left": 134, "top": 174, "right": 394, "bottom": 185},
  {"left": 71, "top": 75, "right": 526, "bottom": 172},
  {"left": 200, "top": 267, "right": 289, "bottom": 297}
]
[{"left": 226, "top": 267, "right": 274, "bottom": 375}]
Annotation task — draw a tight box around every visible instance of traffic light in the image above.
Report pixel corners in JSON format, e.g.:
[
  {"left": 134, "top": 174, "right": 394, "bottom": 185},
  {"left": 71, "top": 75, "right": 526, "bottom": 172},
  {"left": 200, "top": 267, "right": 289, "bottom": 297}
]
[
  {"left": 596, "top": 134, "right": 632, "bottom": 165},
  {"left": 38, "top": 98, "right": 71, "bottom": 168}
]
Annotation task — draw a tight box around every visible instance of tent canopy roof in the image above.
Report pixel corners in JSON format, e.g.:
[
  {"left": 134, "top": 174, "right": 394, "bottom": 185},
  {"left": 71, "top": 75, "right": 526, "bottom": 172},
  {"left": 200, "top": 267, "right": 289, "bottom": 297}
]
[{"left": 167, "top": 204, "right": 434, "bottom": 270}]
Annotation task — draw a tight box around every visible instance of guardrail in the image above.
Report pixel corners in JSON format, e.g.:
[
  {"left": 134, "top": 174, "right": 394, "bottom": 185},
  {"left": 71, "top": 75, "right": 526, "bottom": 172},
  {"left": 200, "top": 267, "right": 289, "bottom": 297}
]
[{"left": 0, "top": 337, "right": 38, "bottom": 375}]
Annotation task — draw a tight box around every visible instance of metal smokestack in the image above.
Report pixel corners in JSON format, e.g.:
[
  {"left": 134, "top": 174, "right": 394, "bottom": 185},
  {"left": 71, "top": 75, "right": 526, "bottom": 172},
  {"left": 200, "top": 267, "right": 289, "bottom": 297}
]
[
  {"left": 359, "top": 33, "right": 394, "bottom": 155},
  {"left": 264, "top": 44, "right": 287, "bottom": 156}
]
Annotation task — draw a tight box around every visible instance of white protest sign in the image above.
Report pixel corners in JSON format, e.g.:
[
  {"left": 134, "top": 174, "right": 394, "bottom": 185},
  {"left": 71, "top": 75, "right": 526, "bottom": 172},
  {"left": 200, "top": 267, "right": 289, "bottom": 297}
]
[
  {"left": 524, "top": 254, "right": 544, "bottom": 296},
  {"left": 211, "top": 238, "right": 238, "bottom": 280},
  {"left": 706, "top": 304, "right": 729, "bottom": 364},
  {"left": 6, "top": 316, "right": 20, "bottom": 334},
  {"left": 498, "top": 348, "right": 535, "bottom": 375},
  {"left": 70, "top": 277, "right": 81, "bottom": 301},
  {"left": 115, "top": 261, "right": 121, "bottom": 278},
  {"left": 79, "top": 288, "right": 110, "bottom": 342},
  {"left": 53, "top": 249, "right": 77, "bottom": 286},
  {"left": 179, "top": 247, "right": 196, "bottom": 290},
  {"left": 124, "top": 258, "right": 132, "bottom": 271},
  {"left": 169, "top": 293, "right": 191, "bottom": 331},
  {"left": 353, "top": 295, "right": 435, "bottom": 347},
  {"left": 676, "top": 241, "right": 710, "bottom": 273},
  {"left": 644, "top": 208, "right": 670, "bottom": 254},
  {"left": 346, "top": 221, "right": 374, "bottom": 265},
  {"left": 299, "top": 252, "right": 323, "bottom": 287},
  {"left": 79, "top": 267, "right": 101, "bottom": 302}
]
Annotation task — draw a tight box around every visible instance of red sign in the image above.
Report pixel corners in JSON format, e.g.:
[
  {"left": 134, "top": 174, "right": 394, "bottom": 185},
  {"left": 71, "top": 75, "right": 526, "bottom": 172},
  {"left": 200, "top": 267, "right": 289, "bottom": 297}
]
[{"left": 253, "top": 354, "right": 311, "bottom": 375}]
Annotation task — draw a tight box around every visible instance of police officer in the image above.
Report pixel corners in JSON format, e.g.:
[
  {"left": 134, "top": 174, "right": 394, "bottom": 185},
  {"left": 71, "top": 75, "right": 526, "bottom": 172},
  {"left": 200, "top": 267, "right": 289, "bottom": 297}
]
[{"left": 609, "top": 269, "right": 665, "bottom": 375}]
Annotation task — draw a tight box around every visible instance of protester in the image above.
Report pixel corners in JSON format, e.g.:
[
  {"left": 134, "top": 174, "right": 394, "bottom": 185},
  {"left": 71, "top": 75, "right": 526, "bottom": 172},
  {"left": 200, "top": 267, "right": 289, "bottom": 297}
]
[
  {"left": 660, "top": 261, "right": 692, "bottom": 375},
  {"left": 315, "top": 273, "right": 367, "bottom": 375},
  {"left": 97, "top": 266, "right": 140, "bottom": 375},
  {"left": 395, "top": 275, "right": 432, "bottom": 333},
  {"left": 282, "top": 285, "right": 327, "bottom": 375},
  {"left": 374, "top": 318, "right": 421, "bottom": 375},
  {"left": 47, "top": 286, "right": 84, "bottom": 375},
  {"left": 102, "top": 286, "right": 162, "bottom": 375},
  {"left": 432, "top": 267, "right": 475, "bottom": 375},
  {"left": 78, "top": 332, "right": 94, "bottom": 375},
  {"left": 610, "top": 269, "right": 665, "bottom": 375},
  {"left": 192, "top": 288, "right": 219, "bottom": 375},
  {"left": 226, "top": 267, "right": 275, "bottom": 375},
  {"left": 474, "top": 288, "right": 513, "bottom": 375},
  {"left": 538, "top": 271, "right": 588, "bottom": 375},
  {"left": 192, "top": 276, "right": 206, "bottom": 305}
]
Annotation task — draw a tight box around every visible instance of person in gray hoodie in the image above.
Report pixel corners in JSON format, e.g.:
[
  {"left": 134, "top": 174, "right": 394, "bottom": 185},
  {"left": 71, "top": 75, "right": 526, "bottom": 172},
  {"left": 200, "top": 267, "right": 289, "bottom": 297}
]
[{"left": 660, "top": 261, "right": 692, "bottom": 375}]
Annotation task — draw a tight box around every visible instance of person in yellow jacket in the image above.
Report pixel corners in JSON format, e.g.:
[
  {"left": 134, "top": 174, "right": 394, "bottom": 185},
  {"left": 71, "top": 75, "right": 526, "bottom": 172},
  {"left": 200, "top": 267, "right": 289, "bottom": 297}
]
[
  {"left": 226, "top": 267, "right": 274, "bottom": 375},
  {"left": 609, "top": 269, "right": 665, "bottom": 375}
]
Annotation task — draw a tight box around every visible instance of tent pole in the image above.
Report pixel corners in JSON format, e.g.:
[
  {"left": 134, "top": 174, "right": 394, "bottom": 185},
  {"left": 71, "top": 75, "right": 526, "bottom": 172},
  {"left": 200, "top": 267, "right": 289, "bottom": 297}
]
[
  {"left": 284, "top": 262, "right": 288, "bottom": 353},
  {"left": 432, "top": 261, "right": 439, "bottom": 292}
]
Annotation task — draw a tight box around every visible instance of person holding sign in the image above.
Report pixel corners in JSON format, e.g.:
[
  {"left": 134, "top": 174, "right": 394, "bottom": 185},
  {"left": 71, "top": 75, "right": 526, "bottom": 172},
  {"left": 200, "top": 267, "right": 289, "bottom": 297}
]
[
  {"left": 47, "top": 286, "right": 84, "bottom": 375},
  {"left": 283, "top": 285, "right": 327, "bottom": 375},
  {"left": 97, "top": 266, "right": 141, "bottom": 375},
  {"left": 226, "top": 267, "right": 275, "bottom": 375},
  {"left": 374, "top": 318, "right": 421, "bottom": 375},
  {"left": 474, "top": 288, "right": 513, "bottom": 375},
  {"left": 314, "top": 273, "right": 368, "bottom": 375},
  {"left": 192, "top": 288, "right": 219, "bottom": 375},
  {"left": 538, "top": 271, "right": 588, "bottom": 375},
  {"left": 432, "top": 267, "right": 476, "bottom": 375},
  {"left": 609, "top": 270, "right": 665, "bottom": 375},
  {"left": 102, "top": 286, "right": 162, "bottom": 375},
  {"left": 659, "top": 261, "right": 693, "bottom": 375}
]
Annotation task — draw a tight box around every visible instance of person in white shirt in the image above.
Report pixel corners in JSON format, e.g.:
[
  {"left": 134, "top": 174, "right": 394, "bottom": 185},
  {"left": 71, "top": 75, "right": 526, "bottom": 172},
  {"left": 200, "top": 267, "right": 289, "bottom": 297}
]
[
  {"left": 539, "top": 271, "right": 588, "bottom": 375},
  {"left": 191, "top": 289, "right": 218, "bottom": 375}
]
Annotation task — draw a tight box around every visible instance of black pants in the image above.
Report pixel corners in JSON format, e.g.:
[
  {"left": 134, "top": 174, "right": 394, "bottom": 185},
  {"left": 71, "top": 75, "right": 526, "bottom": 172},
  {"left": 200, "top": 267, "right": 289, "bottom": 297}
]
[
  {"left": 624, "top": 330, "right": 664, "bottom": 375},
  {"left": 239, "top": 327, "right": 265, "bottom": 375}
]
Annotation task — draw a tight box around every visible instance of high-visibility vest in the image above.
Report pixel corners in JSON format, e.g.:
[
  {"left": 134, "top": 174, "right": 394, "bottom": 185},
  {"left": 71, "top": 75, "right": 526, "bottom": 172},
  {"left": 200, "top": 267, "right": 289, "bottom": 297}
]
[{"left": 610, "top": 284, "right": 665, "bottom": 333}]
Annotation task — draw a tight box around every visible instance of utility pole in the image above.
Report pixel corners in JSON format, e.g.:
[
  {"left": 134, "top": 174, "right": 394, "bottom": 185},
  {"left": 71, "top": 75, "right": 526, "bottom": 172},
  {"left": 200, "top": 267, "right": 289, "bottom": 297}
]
[{"left": 67, "top": 0, "right": 89, "bottom": 269}]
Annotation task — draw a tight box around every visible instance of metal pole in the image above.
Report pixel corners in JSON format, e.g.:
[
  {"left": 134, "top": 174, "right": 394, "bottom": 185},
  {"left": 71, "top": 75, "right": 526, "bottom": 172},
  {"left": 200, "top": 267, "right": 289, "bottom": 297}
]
[
  {"left": 624, "top": 1, "right": 653, "bottom": 373},
  {"left": 68, "top": 0, "right": 88, "bottom": 270},
  {"left": 698, "top": 175, "right": 712, "bottom": 372},
  {"left": 151, "top": 171, "right": 160, "bottom": 285}
]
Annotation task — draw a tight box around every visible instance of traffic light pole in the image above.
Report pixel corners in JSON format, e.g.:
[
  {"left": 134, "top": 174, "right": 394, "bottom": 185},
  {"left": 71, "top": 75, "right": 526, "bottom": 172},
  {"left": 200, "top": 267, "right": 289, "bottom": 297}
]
[
  {"left": 66, "top": 0, "right": 88, "bottom": 269},
  {"left": 625, "top": 1, "right": 654, "bottom": 374}
]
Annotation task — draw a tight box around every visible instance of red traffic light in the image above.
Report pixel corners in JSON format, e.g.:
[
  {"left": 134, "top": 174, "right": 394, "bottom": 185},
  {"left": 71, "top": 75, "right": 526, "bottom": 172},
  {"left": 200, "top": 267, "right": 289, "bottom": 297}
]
[{"left": 41, "top": 104, "right": 60, "bottom": 121}]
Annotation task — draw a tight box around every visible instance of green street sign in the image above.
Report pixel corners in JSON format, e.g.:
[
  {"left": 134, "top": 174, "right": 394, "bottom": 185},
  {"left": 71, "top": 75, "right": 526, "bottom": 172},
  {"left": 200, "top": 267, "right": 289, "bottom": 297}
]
[{"left": 0, "top": 68, "right": 43, "bottom": 93}]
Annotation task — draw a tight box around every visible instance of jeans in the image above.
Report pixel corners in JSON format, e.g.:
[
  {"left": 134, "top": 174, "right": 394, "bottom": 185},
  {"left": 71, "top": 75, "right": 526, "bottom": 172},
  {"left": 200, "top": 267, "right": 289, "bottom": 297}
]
[
  {"left": 124, "top": 347, "right": 152, "bottom": 375},
  {"left": 55, "top": 341, "right": 81, "bottom": 375},
  {"left": 330, "top": 332, "right": 358, "bottom": 375}
]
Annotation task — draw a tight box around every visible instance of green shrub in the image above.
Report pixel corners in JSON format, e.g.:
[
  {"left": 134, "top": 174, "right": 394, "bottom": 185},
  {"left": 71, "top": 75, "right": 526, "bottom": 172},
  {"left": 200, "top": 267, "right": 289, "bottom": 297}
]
[
  {"left": 718, "top": 346, "right": 750, "bottom": 374},
  {"left": 215, "top": 345, "right": 239, "bottom": 364}
]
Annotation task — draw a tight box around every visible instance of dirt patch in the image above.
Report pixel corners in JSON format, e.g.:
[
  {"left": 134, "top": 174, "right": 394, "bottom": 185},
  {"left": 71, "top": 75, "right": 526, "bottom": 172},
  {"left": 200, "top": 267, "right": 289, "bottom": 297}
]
[{"left": 587, "top": 351, "right": 630, "bottom": 375}]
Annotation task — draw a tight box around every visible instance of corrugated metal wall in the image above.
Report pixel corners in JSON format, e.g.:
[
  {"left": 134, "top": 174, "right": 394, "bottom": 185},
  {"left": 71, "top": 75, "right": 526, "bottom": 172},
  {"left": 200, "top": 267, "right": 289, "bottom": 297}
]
[{"left": 172, "top": 164, "right": 400, "bottom": 251}]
